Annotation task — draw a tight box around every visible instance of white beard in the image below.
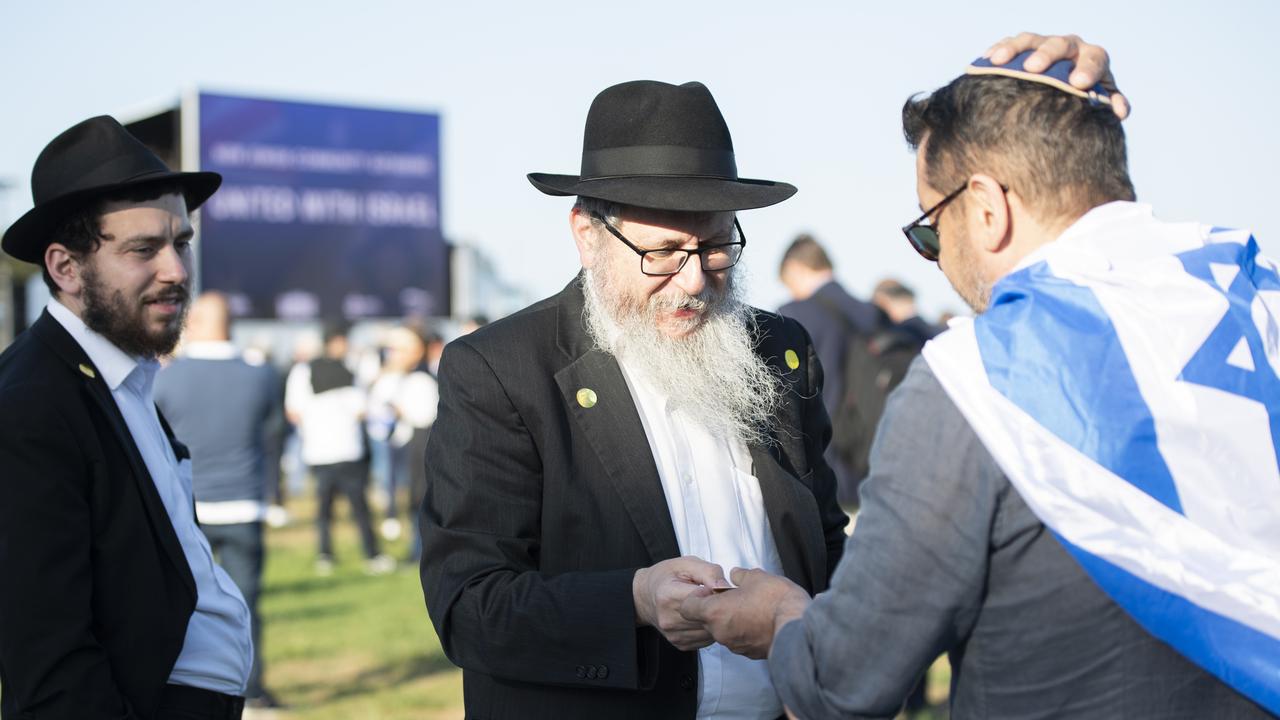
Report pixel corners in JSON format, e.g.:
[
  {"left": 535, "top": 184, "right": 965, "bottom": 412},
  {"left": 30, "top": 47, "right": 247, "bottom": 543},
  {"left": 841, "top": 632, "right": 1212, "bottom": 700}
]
[{"left": 581, "top": 264, "right": 782, "bottom": 447}]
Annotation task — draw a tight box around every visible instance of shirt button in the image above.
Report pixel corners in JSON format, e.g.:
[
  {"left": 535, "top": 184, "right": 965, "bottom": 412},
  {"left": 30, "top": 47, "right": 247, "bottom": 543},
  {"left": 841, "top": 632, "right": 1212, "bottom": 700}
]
[
  {"left": 683, "top": 474, "right": 694, "bottom": 486},
  {"left": 679, "top": 674, "right": 695, "bottom": 691},
  {"left": 598, "top": 665, "right": 609, "bottom": 679},
  {"left": 576, "top": 665, "right": 586, "bottom": 678}
]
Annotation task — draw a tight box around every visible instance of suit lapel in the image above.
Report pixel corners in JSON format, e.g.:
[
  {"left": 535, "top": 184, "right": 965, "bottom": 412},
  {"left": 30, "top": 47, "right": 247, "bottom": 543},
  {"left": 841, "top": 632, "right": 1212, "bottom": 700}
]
[
  {"left": 749, "top": 311, "right": 829, "bottom": 593},
  {"left": 32, "top": 312, "right": 197, "bottom": 598},
  {"left": 556, "top": 352, "right": 680, "bottom": 563},
  {"left": 750, "top": 443, "right": 826, "bottom": 593},
  {"left": 552, "top": 278, "right": 681, "bottom": 563}
]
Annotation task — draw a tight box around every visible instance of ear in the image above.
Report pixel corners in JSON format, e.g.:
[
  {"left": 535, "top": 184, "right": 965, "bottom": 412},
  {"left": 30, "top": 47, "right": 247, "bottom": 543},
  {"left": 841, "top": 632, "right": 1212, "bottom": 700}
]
[
  {"left": 570, "top": 207, "right": 598, "bottom": 269},
  {"left": 44, "top": 243, "right": 84, "bottom": 297},
  {"left": 964, "top": 174, "right": 1012, "bottom": 254}
]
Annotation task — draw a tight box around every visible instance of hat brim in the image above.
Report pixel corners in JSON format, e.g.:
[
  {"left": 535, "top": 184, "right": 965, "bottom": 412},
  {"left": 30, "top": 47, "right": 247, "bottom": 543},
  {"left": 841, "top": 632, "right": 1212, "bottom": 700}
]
[
  {"left": 527, "top": 173, "right": 796, "bottom": 212},
  {"left": 2, "top": 170, "right": 222, "bottom": 264}
]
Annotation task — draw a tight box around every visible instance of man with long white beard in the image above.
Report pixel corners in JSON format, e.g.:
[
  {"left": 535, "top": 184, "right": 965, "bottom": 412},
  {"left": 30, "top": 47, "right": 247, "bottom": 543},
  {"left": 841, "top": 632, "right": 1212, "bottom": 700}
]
[
  {"left": 418, "top": 34, "right": 1121, "bottom": 720},
  {"left": 419, "top": 78, "right": 845, "bottom": 720}
]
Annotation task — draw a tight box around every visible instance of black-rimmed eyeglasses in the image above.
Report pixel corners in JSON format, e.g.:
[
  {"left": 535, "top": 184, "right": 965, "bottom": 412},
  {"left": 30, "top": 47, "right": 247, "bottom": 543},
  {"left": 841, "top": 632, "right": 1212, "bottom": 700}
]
[{"left": 590, "top": 211, "right": 746, "bottom": 277}]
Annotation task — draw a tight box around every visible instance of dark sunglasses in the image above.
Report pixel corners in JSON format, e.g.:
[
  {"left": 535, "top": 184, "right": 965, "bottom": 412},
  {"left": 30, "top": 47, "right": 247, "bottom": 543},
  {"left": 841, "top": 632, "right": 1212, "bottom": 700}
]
[
  {"left": 901, "top": 182, "right": 1009, "bottom": 262},
  {"left": 901, "top": 184, "right": 967, "bottom": 262}
]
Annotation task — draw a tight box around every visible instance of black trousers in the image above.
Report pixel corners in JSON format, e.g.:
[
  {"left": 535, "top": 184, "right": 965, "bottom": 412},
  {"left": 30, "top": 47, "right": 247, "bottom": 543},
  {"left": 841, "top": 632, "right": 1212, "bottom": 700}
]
[
  {"left": 201, "top": 521, "right": 265, "bottom": 699},
  {"left": 156, "top": 684, "right": 244, "bottom": 720},
  {"left": 313, "top": 460, "right": 379, "bottom": 559}
]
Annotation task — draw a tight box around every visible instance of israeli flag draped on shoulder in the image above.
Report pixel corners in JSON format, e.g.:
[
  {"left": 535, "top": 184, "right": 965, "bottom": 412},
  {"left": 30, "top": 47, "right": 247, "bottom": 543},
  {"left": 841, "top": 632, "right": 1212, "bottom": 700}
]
[{"left": 923, "top": 201, "right": 1280, "bottom": 714}]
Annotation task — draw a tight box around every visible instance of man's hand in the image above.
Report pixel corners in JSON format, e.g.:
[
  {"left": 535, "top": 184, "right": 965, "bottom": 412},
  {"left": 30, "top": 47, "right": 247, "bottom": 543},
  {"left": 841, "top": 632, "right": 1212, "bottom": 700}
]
[
  {"left": 678, "top": 568, "right": 811, "bottom": 660},
  {"left": 633, "top": 556, "right": 731, "bottom": 652},
  {"left": 984, "top": 32, "right": 1129, "bottom": 119}
]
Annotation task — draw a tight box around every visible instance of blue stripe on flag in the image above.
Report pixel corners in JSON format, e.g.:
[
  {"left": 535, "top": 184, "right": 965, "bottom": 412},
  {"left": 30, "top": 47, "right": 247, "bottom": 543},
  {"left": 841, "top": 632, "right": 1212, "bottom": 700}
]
[
  {"left": 1057, "top": 534, "right": 1280, "bottom": 714},
  {"left": 975, "top": 262, "right": 1183, "bottom": 513}
]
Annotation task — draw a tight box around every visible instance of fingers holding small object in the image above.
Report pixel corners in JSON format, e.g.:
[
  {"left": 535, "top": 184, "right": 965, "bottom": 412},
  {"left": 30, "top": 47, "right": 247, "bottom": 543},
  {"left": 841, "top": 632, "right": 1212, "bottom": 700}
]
[
  {"left": 982, "top": 32, "right": 1130, "bottom": 120},
  {"left": 669, "top": 628, "right": 715, "bottom": 652},
  {"left": 986, "top": 31, "right": 1045, "bottom": 64},
  {"left": 677, "top": 587, "right": 714, "bottom": 623},
  {"left": 1069, "top": 45, "right": 1109, "bottom": 88},
  {"left": 983, "top": 35, "right": 1018, "bottom": 63},
  {"left": 1110, "top": 92, "right": 1131, "bottom": 120},
  {"left": 674, "top": 556, "right": 730, "bottom": 590},
  {"left": 728, "top": 566, "right": 765, "bottom": 588},
  {"left": 1096, "top": 72, "right": 1130, "bottom": 119},
  {"left": 660, "top": 612, "right": 715, "bottom": 650}
]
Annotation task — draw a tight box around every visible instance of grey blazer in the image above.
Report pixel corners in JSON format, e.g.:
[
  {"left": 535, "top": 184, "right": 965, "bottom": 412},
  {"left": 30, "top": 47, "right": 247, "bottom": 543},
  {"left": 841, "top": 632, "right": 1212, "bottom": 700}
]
[{"left": 771, "top": 359, "right": 1271, "bottom": 719}]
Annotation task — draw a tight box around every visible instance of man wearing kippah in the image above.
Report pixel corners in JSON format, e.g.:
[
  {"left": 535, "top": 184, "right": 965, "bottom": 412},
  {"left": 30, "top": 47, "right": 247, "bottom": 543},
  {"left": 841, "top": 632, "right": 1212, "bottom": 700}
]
[
  {"left": 0, "top": 118, "right": 252, "bottom": 718},
  {"left": 682, "top": 40, "right": 1278, "bottom": 719},
  {"left": 418, "top": 34, "right": 1122, "bottom": 720}
]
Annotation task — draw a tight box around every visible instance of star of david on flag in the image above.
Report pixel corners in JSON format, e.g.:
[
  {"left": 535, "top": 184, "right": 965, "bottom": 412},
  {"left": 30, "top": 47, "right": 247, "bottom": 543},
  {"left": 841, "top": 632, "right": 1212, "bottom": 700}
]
[{"left": 924, "top": 202, "right": 1280, "bottom": 714}]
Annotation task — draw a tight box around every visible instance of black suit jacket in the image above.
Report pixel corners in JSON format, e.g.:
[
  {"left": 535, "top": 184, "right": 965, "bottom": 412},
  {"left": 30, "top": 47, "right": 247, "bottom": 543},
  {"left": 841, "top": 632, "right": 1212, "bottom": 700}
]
[
  {"left": 419, "top": 278, "right": 847, "bottom": 719},
  {"left": 0, "top": 311, "right": 196, "bottom": 719}
]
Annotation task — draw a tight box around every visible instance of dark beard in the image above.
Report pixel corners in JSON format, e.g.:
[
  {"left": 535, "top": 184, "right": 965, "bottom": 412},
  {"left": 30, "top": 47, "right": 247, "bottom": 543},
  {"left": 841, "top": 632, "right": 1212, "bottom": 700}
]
[{"left": 80, "top": 264, "right": 188, "bottom": 359}]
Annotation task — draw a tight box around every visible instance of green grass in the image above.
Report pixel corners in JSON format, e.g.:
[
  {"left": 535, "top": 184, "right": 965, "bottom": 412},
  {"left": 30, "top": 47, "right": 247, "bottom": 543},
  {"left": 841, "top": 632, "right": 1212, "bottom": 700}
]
[{"left": 257, "top": 500, "right": 463, "bottom": 719}]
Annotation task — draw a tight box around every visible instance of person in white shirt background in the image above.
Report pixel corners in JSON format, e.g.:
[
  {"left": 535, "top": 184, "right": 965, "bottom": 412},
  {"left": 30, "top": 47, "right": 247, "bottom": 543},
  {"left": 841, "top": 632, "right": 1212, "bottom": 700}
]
[{"left": 285, "top": 321, "right": 395, "bottom": 576}]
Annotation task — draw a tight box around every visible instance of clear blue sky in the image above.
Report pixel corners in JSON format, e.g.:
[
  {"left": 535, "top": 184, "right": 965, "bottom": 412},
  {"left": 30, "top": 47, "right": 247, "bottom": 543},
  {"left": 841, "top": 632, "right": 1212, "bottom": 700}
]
[{"left": 3, "top": 1, "right": 1277, "bottom": 317}]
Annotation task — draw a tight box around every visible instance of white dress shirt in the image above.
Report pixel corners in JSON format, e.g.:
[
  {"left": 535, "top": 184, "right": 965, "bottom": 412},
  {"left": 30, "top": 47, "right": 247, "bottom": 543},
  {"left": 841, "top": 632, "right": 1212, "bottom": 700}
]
[
  {"left": 48, "top": 300, "right": 253, "bottom": 695},
  {"left": 614, "top": 350, "right": 786, "bottom": 719}
]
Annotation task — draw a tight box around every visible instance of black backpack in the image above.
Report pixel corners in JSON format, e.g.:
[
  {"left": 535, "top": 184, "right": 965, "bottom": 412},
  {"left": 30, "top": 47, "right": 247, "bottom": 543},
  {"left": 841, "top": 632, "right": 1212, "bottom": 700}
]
[
  {"left": 832, "top": 328, "right": 923, "bottom": 481},
  {"left": 811, "top": 295, "right": 926, "bottom": 490}
]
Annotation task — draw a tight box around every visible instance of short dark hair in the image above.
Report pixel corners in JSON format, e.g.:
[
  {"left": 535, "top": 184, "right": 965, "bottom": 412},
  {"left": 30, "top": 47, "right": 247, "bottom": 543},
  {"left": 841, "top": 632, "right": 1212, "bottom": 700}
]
[
  {"left": 322, "top": 320, "right": 352, "bottom": 345},
  {"left": 41, "top": 180, "right": 188, "bottom": 295},
  {"left": 873, "top": 278, "right": 915, "bottom": 301},
  {"left": 779, "top": 234, "right": 833, "bottom": 274},
  {"left": 902, "top": 74, "right": 1135, "bottom": 224}
]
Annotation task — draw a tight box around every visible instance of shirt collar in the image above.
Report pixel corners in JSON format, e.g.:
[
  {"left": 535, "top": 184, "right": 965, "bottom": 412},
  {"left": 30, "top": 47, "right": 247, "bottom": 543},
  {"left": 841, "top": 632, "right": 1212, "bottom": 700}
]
[{"left": 46, "top": 299, "right": 141, "bottom": 392}]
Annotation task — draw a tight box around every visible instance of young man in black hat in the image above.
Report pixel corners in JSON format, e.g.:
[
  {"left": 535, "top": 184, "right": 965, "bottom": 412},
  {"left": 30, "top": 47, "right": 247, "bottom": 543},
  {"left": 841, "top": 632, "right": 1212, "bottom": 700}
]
[
  {"left": 0, "top": 117, "right": 252, "bottom": 719},
  {"left": 418, "top": 34, "right": 1121, "bottom": 720}
]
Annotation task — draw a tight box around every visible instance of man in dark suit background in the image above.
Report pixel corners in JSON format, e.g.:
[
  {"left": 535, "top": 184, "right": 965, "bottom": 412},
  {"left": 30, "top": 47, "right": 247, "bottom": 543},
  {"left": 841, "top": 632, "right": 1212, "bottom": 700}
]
[
  {"left": 418, "top": 80, "right": 849, "bottom": 720},
  {"left": 777, "top": 234, "right": 887, "bottom": 505},
  {"left": 0, "top": 117, "right": 252, "bottom": 719}
]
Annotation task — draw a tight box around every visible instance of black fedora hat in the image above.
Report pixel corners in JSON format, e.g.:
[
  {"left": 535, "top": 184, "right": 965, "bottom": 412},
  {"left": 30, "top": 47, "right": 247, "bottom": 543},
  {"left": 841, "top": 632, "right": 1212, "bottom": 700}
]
[
  {"left": 528, "top": 80, "right": 796, "bottom": 212},
  {"left": 2, "top": 115, "right": 221, "bottom": 264}
]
